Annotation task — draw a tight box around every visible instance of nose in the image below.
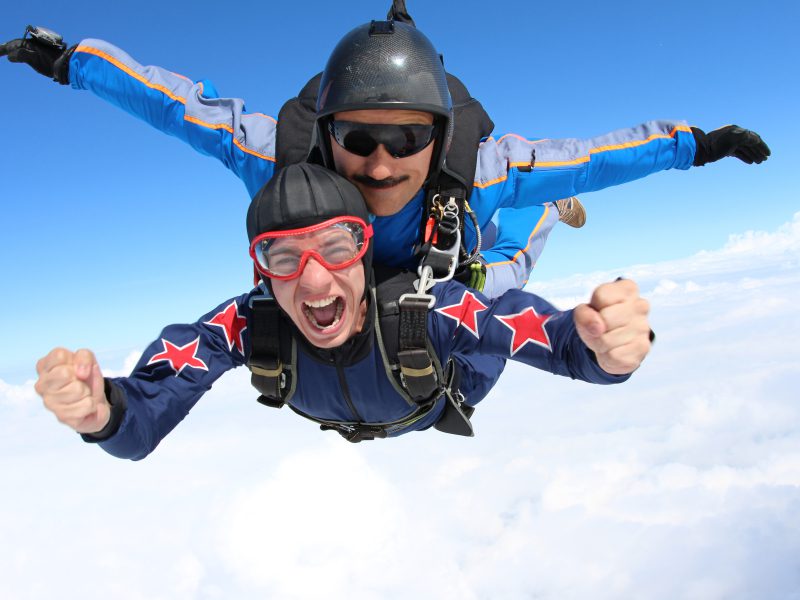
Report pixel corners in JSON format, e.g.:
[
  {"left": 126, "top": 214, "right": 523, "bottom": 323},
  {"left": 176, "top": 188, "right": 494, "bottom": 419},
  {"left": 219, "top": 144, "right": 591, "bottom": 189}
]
[
  {"left": 362, "top": 143, "right": 394, "bottom": 181},
  {"left": 297, "top": 256, "right": 334, "bottom": 290}
]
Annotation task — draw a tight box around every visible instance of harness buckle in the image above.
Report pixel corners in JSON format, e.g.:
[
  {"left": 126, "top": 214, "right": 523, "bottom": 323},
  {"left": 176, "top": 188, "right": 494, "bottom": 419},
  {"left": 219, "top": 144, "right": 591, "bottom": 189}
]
[
  {"left": 419, "top": 194, "right": 461, "bottom": 284},
  {"left": 320, "top": 423, "right": 388, "bottom": 443},
  {"left": 399, "top": 265, "right": 436, "bottom": 309}
]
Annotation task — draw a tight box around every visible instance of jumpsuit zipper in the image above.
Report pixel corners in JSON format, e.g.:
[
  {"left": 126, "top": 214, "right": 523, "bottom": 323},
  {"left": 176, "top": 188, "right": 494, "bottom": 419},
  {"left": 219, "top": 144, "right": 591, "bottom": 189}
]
[{"left": 334, "top": 352, "right": 363, "bottom": 422}]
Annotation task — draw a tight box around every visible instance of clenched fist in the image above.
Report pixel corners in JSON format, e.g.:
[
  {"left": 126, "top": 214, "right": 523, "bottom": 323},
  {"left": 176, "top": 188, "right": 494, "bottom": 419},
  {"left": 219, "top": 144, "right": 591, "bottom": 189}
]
[
  {"left": 35, "top": 348, "right": 111, "bottom": 434},
  {"left": 573, "top": 279, "right": 652, "bottom": 375}
]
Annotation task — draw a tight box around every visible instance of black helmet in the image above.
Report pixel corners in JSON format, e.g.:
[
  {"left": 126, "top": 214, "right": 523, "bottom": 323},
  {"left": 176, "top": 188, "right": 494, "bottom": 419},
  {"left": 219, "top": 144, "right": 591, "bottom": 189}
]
[
  {"left": 247, "top": 163, "right": 373, "bottom": 275},
  {"left": 316, "top": 20, "right": 453, "bottom": 177}
]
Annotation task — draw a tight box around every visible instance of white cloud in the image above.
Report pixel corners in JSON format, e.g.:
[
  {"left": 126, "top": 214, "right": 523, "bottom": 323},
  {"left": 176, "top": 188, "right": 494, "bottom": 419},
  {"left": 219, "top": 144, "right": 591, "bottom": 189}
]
[
  {"left": 1, "top": 215, "right": 799, "bottom": 599},
  {"left": 100, "top": 351, "right": 143, "bottom": 378}
]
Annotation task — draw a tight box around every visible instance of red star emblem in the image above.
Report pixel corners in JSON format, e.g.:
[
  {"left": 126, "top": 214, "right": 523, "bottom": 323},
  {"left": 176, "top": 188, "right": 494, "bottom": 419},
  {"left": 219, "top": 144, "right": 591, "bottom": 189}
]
[
  {"left": 204, "top": 300, "right": 247, "bottom": 354},
  {"left": 435, "top": 291, "right": 489, "bottom": 338},
  {"left": 495, "top": 307, "right": 554, "bottom": 356},
  {"left": 147, "top": 337, "right": 209, "bottom": 376}
]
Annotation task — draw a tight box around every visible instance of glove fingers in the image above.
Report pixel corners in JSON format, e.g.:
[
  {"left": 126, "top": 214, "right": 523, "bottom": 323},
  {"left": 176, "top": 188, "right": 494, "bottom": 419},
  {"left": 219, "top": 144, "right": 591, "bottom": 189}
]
[
  {"left": 737, "top": 131, "right": 771, "bottom": 164},
  {"left": 0, "top": 42, "right": 8, "bottom": 58},
  {"left": 734, "top": 145, "right": 759, "bottom": 164},
  {"left": 746, "top": 133, "right": 771, "bottom": 161},
  {"left": 1, "top": 39, "right": 25, "bottom": 61},
  {"left": 4, "top": 40, "right": 60, "bottom": 77}
]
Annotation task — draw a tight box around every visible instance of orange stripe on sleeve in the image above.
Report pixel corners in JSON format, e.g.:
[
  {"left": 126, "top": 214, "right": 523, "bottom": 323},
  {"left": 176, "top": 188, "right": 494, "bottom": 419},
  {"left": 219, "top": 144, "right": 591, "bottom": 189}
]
[
  {"left": 233, "top": 139, "right": 276, "bottom": 162},
  {"left": 75, "top": 45, "right": 276, "bottom": 163},
  {"left": 473, "top": 174, "right": 508, "bottom": 189},
  {"left": 475, "top": 125, "right": 690, "bottom": 187},
  {"left": 516, "top": 125, "right": 692, "bottom": 169},
  {"left": 75, "top": 45, "right": 188, "bottom": 104}
]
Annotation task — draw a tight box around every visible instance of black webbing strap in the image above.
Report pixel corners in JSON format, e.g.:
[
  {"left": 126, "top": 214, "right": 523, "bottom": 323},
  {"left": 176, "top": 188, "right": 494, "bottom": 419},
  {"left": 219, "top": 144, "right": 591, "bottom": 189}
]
[
  {"left": 397, "top": 296, "right": 438, "bottom": 401},
  {"left": 320, "top": 423, "right": 389, "bottom": 443},
  {"left": 247, "top": 298, "right": 286, "bottom": 407}
]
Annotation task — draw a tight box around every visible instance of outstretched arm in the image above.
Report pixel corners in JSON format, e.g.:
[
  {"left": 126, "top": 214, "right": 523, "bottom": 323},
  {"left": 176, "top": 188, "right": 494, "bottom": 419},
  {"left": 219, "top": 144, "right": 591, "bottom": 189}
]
[
  {"left": 433, "top": 278, "right": 652, "bottom": 383},
  {"left": 33, "top": 293, "right": 253, "bottom": 460},
  {"left": 472, "top": 120, "right": 770, "bottom": 213},
  {"left": 2, "top": 27, "right": 276, "bottom": 197}
]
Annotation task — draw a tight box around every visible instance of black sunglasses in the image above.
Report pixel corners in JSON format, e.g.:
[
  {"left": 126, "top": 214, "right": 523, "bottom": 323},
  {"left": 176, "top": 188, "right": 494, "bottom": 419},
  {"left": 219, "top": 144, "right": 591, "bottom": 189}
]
[{"left": 327, "top": 120, "right": 438, "bottom": 159}]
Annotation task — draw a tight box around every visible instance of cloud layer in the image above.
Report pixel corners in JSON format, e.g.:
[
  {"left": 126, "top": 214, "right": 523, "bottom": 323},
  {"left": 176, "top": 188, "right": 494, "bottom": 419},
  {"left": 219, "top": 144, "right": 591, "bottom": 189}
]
[{"left": 2, "top": 215, "right": 799, "bottom": 599}]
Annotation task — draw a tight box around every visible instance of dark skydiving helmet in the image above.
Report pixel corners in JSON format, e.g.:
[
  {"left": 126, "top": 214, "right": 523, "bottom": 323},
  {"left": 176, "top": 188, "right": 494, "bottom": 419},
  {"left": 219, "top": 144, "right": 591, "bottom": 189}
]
[
  {"left": 247, "top": 163, "right": 374, "bottom": 287},
  {"left": 315, "top": 20, "right": 454, "bottom": 180}
]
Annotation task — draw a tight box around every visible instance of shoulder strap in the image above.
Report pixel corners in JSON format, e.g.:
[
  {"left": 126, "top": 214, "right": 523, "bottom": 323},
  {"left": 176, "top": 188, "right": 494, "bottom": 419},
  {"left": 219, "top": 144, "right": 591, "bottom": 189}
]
[
  {"left": 437, "top": 73, "right": 494, "bottom": 201},
  {"left": 274, "top": 73, "right": 322, "bottom": 171},
  {"left": 374, "top": 268, "right": 476, "bottom": 436},
  {"left": 247, "top": 295, "right": 296, "bottom": 407},
  {"left": 374, "top": 268, "right": 442, "bottom": 403}
]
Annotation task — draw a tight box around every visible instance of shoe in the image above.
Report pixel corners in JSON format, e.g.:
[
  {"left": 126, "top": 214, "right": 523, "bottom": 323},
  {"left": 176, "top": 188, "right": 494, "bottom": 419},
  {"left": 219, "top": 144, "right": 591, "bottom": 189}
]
[{"left": 555, "top": 197, "right": 586, "bottom": 228}]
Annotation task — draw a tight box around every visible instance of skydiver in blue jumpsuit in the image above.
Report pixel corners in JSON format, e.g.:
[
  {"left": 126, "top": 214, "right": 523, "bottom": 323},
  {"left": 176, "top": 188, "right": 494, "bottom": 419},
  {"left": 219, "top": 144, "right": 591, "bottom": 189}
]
[{"left": 34, "top": 163, "right": 654, "bottom": 458}]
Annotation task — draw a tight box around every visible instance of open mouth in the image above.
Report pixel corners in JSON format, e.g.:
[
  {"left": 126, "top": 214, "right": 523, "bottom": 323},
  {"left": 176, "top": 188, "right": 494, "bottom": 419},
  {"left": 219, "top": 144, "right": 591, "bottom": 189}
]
[{"left": 302, "top": 295, "right": 345, "bottom": 331}]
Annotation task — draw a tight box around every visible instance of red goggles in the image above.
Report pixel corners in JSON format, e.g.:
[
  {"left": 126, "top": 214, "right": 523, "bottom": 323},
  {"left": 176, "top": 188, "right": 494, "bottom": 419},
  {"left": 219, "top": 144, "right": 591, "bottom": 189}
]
[{"left": 249, "top": 216, "right": 373, "bottom": 280}]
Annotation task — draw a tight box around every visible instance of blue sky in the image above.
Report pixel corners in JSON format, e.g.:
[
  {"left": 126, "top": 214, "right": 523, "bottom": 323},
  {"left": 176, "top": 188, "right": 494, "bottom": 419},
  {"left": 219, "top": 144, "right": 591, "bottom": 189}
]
[{"left": 1, "top": 0, "right": 796, "bottom": 380}]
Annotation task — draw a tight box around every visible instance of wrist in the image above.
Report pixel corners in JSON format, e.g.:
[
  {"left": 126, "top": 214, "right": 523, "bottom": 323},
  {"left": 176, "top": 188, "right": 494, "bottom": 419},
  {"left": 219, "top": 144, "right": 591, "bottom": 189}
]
[
  {"left": 80, "top": 379, "right": 127, "bottom": 442},
  {"left": 691, "top": 127, "right": 709, "bottom": 167},
  {"left": 53, "top": 44, "right": 76, "bottom": 85}
]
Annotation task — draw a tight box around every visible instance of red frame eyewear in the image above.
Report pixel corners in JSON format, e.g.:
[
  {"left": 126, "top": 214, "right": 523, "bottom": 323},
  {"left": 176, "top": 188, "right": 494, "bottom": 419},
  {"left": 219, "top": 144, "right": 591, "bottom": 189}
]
[{"left": 249, "top": 216, "right": 373, "bottom": 281}]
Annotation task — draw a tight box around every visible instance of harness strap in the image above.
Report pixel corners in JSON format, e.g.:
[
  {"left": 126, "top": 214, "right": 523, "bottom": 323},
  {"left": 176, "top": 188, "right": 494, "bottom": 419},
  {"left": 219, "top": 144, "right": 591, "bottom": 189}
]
[
  {"left": 289, "top": 398, "right": 436, "bottom": 443},
  {"left": 320, "top": 423, "right": 389, "bottom": 443},
  {"left": 397, "top": 296, "right": 439, "bottom": 401},
  {"left": 247, "top": 297, "right": 286, "bottom": 405}
]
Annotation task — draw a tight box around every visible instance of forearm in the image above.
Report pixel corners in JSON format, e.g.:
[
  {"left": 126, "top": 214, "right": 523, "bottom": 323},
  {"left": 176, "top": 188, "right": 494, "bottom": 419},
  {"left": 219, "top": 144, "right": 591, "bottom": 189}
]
[
  {"left": 438, "top": 286, "right": 630, "bottom": 385},
  {"left": 69, "top": 39, "right": 276, "bottom": 195},
  {"left": 77, "top": 294, "right": 251, "bottom": 460},
  {"left": 475, "top": 120, "right": 696, "bottom": 207},
  {"left": 81, "top": 377, "right": 197, "bottom": 461}
]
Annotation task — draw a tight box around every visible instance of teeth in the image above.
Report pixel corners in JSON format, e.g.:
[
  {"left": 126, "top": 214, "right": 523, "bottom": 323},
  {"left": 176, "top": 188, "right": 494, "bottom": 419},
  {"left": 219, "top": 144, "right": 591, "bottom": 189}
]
[
  {"left": 304, "top": 296, "right": 337, "bottom": 309},
  {"left": 302, "top": 297, "right": 345, "bottom": 331}
]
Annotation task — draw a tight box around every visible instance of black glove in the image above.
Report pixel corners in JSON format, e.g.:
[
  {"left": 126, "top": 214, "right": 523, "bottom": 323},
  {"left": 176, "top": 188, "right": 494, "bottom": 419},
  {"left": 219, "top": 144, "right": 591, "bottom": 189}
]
[
  {"left": 1, "top": 26, "right": 74, "bottom": 84},
  {"left": 691, "top": 125, "right": 771, "bottom": 167}
]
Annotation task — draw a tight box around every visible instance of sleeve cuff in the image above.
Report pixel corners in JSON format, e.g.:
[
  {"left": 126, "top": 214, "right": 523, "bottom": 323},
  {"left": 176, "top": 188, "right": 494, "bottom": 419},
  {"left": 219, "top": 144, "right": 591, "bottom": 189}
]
[{"left": 80, "top": 378, "right": 128, "bottom": 443}]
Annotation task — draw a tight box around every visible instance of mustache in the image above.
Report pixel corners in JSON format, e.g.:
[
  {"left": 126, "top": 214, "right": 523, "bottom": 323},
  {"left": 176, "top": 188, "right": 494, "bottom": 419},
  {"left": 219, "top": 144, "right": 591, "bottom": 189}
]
[{"left": 352, "top": 174, "right": 410, "bottom": 189}]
